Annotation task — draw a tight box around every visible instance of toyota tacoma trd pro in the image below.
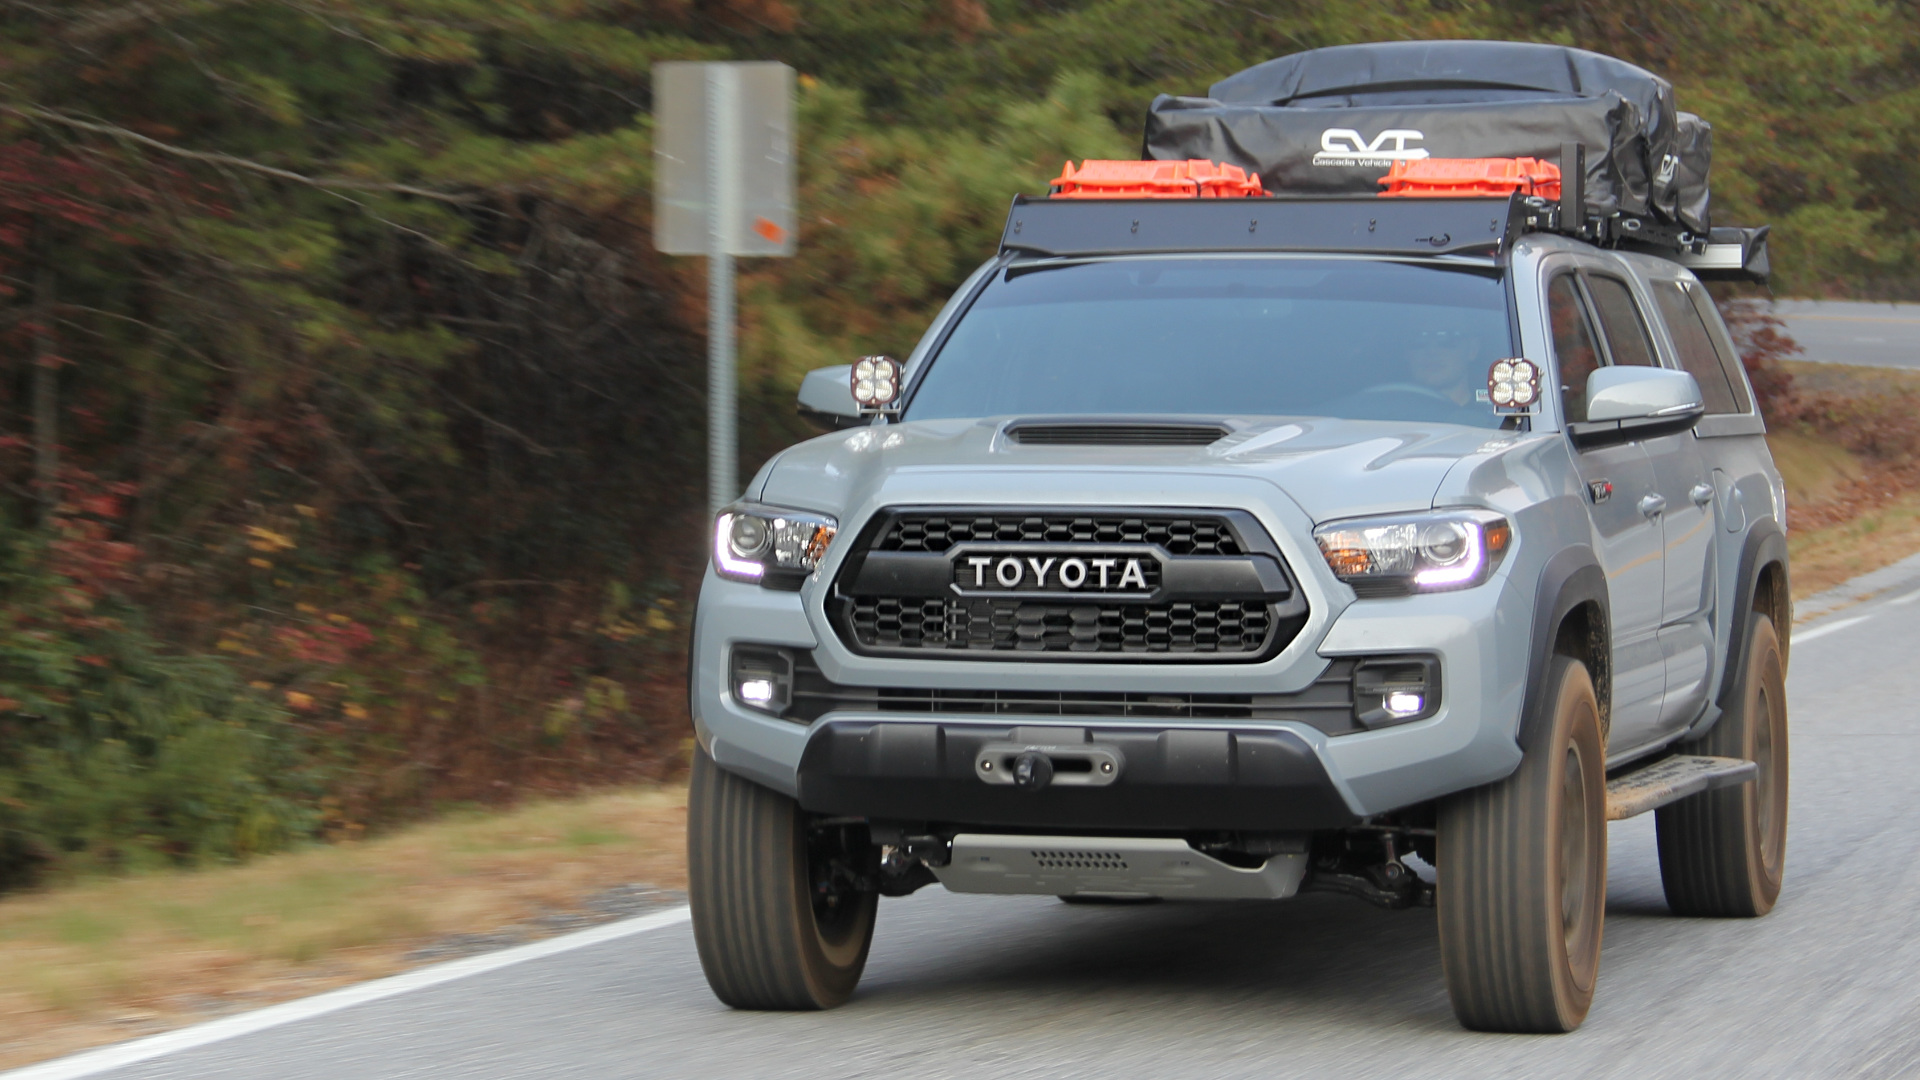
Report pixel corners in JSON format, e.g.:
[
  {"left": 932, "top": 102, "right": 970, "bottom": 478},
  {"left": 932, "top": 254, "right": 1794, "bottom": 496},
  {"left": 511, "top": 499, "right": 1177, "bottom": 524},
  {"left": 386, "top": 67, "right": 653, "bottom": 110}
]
[{"left": 685, "top": 41, "right": 1789, "bottom": 1033}]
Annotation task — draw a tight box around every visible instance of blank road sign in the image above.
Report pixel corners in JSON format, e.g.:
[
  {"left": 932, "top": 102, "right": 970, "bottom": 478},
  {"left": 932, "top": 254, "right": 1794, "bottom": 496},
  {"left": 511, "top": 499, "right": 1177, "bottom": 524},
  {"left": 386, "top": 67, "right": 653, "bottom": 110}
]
[{"left": 654, "top": 62, "right": 796, "bottom": 257}]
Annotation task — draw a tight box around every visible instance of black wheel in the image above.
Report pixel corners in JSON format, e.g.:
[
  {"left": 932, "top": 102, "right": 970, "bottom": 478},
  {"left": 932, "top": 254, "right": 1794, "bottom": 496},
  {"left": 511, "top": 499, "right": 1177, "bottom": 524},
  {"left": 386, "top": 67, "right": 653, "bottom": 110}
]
[
  {"left": 1657, "top": 613, "right": 1789, "bottom": 917},
  {"left": 688, "top": 747, "right": 878, "bottom": 1009},
  {"left": 1438, "top": 655, "right": 1607, "bottom": 1033}
]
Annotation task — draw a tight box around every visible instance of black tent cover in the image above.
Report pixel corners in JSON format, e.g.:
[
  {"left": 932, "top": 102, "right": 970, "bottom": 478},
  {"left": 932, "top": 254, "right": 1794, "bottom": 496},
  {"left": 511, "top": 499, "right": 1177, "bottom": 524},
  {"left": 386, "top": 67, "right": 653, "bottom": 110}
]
[{"left": 1144, "top": 41, "right": 1712, "bottom": 233}]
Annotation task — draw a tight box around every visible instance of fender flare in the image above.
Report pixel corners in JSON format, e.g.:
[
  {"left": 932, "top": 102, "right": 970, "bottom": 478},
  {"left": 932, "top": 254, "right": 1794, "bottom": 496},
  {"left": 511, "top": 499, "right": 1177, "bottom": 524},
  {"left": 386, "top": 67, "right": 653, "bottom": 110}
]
[
  {"left": 1516, "top": 545, "right": 1611, "bottom": 754},
  {"left": 1709, "top": 519, "right": 1790, "bottom": 719}
]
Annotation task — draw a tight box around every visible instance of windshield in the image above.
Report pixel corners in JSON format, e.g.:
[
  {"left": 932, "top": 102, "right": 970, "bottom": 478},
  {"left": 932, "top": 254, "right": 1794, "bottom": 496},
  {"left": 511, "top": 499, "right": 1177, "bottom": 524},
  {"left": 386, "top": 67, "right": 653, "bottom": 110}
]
[{"left": 905, "top": 257, "right": 1513, "bottom": 429}]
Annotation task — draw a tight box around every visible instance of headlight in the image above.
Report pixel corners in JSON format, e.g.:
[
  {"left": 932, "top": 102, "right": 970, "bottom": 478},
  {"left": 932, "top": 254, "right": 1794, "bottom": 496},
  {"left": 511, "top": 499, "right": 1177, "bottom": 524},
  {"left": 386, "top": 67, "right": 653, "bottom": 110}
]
[
  {"left": 713, "top": 502, "right": 838, "bottom": 587},
  {"left": 1313, "top": 510, "right": 1511, "bottom": 597}
]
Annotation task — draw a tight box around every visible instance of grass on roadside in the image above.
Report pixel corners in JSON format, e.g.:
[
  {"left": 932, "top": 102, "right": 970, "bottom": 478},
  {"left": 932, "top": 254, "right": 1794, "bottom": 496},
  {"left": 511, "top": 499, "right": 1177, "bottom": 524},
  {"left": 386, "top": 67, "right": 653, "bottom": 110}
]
[
  {"left": 0, "top": 785, "right": 689, "bottom": 1070},
  {"left": 1784, "top": 484, "right": 1920, "bottom": 599},
  {"left": 1769, "top": 360, "right": 1920, "bottom": 598}
]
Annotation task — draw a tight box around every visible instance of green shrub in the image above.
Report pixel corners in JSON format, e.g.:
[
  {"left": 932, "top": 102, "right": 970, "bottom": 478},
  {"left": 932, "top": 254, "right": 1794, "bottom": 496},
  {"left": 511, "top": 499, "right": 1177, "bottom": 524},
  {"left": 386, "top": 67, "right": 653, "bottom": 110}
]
[{"left": 0, "top": 537, "right": 319, "bottom": 890}]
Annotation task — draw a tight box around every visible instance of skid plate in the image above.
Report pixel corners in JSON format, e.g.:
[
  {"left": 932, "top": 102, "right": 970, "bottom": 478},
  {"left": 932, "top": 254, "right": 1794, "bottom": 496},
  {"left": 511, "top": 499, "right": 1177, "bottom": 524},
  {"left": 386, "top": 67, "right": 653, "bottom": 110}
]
[
  {"left": 1605, "top": 754, "right": 1757, "bottom": 820},
  {"left": 933, "top": 834, "right": 1308, "bottom": 900}
]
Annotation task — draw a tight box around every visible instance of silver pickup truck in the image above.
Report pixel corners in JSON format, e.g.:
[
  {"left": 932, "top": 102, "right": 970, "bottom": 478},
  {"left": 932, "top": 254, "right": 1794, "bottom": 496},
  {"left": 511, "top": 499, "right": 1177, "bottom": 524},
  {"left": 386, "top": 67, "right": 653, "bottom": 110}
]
[{"left": 684, "top": 191, "right": 1788, "bottom": 1033}]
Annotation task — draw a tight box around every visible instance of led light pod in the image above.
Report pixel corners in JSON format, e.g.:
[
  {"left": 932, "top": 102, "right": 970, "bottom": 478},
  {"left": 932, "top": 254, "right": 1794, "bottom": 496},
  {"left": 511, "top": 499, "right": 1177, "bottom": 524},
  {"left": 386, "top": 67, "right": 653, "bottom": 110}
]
[
  {"left": 1488, "top": 357, "right": 1540, "bottom": 413},
  {"left": 850, "top": 355, "right": 904, "bottom": 413}
]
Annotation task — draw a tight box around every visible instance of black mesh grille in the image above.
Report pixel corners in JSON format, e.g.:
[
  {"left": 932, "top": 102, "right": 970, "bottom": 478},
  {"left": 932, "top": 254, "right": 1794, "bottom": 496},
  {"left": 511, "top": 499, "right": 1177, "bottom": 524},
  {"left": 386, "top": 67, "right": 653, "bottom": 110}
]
[
  {"left": 876, "top": 513, "right": 1242, "bottom": 555},
  {"left": 847, "top": 597, "right": 1273, "bottom": 655}
]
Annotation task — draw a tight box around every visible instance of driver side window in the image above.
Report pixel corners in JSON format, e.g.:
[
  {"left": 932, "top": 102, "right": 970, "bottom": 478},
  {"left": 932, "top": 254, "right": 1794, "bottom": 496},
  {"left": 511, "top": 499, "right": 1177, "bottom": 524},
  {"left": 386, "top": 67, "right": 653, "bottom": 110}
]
[{"left": 1549, "top": 275, "right": 1603, "bottom": 423}]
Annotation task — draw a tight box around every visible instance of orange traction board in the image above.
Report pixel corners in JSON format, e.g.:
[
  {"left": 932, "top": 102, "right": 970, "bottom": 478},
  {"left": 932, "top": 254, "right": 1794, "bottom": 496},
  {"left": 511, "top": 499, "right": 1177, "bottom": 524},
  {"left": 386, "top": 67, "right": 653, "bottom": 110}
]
[
  {"left": 1379, "top": 157, "right": 1562, "bottom": 199},
  {"left": 1050, "top": 159, "right": 1266, "bottom": 199}
]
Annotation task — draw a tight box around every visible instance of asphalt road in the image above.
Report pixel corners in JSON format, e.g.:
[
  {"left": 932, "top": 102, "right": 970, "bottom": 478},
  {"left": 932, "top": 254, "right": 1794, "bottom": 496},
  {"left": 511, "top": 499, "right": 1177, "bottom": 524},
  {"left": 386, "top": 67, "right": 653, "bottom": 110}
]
[
  {"left": 20, "top": 563, "right": 1917, "bottom": 1080},
  {"left": 1769, "top": 299, "right": 1920, "bottom": 369}
]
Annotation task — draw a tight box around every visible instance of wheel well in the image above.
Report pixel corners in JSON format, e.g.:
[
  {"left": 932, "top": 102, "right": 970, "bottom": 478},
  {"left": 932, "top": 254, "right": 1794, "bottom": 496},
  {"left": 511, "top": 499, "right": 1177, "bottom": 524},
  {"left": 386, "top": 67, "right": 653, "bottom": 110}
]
[
  {"left": 1752, "top": 559, "right": 1791, "bottom": 666},
  {"left": 1552, "top": 601, "right": 1611, "bottom": 739}
]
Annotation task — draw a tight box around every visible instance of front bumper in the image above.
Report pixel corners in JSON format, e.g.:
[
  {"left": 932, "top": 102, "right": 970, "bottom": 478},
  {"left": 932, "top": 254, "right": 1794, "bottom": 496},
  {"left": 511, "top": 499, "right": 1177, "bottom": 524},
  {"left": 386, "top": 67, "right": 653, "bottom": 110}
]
[
  {"left": 796, "top": 719, "right": 1353, "bottom": 831},
  {"left": 694, "top": 567, "right": 1528, "bottom": 823}
]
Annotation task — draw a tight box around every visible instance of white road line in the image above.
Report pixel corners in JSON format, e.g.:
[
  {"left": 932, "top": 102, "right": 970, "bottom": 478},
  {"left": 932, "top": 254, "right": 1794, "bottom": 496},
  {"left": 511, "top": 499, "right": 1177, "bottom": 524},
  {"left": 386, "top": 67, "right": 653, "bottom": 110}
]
[
  {"left": 1, "top": 906, "right": 692, "bottom": 1080},
  {"left": 1888, "top": 588, "right": 1920, "bottom": 606},
  {"left": 1794, "top": 615, "right": 1871, "bottom": 644}
]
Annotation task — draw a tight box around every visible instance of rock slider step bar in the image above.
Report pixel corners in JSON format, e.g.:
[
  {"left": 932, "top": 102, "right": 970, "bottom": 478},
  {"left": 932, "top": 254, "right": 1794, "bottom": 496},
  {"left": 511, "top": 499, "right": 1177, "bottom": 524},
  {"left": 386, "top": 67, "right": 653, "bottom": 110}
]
[{"left": 1605, "top": 754, "right": 1757, "bottom": 821}]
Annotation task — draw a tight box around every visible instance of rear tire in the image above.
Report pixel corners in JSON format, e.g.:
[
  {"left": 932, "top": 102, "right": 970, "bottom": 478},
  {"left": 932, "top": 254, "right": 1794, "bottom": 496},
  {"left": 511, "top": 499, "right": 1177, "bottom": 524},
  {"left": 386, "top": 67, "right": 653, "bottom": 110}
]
[
  {"left": 688, "top": 747, "right": 877, "bottom": 1009},
  {"left": 1438, "top": 656, "right": 1607, "bottom": 1033},
  {"left": 1656, "top": 614, "right": 1789, "bottom": 917}
]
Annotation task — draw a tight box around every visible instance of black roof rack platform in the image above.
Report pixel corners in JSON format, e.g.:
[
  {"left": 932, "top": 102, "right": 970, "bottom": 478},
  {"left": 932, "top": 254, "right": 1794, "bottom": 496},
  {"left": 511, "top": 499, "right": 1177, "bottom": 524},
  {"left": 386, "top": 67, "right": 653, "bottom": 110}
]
[{"left": 1000, "top": 193, "right": 1527, "bottom": 259}]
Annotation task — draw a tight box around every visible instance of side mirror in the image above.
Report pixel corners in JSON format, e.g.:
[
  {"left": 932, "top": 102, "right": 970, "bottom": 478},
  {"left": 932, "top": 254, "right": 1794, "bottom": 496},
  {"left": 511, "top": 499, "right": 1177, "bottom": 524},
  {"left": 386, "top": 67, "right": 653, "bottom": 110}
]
[
  {"left": 1569, "top": 367, "right": 1704, "bottom": 449},
  {"left": 796, "top": 365, "right": 865, "bottom": 427}
]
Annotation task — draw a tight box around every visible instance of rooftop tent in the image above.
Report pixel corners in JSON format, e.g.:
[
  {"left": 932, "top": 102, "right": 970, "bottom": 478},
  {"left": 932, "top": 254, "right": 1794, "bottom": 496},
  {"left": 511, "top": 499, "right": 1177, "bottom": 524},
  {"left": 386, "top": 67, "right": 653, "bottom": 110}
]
[{"left": 1145, "top": 40, "right": 1711, "bottom": 234}]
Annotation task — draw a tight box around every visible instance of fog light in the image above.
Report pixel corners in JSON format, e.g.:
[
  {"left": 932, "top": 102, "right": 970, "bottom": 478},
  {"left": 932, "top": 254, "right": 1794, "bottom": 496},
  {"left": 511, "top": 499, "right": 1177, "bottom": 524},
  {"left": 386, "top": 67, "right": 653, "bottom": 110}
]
[
  {"left": 1385, "top": 690, "right": 1425, "bottom": 717},
  {"left": 730, "top": 647, "right": 794, "bottom": 717},
  {"left": 1353, "top": 657, "right": 1440, "bottom": 729}
]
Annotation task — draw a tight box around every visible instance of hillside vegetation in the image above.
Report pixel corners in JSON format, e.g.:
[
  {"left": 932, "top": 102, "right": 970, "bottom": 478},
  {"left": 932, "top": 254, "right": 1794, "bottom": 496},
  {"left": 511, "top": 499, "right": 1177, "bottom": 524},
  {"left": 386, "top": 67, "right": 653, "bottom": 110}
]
[{"left": 0, "top": 1, "right": 1916, "bottom": 888}]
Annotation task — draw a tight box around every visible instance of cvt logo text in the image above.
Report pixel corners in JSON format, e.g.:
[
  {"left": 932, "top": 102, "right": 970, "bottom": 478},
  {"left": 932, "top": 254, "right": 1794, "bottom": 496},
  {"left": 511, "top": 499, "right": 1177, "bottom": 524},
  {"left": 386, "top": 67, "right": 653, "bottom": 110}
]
[{"left": 1312, "top": 128, "right": 1430, "bottom": 167}]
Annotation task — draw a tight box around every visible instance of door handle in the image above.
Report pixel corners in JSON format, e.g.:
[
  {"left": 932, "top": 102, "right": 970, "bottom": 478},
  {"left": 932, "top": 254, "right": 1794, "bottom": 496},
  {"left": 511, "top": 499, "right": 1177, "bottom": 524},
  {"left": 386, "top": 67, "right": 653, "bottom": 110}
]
[
  {"left": 1691, "top": 482, "right": 1715, "bottom": 506},
  {"left": 1639, "top": 493, "right": 1667, "bottom": 519}
]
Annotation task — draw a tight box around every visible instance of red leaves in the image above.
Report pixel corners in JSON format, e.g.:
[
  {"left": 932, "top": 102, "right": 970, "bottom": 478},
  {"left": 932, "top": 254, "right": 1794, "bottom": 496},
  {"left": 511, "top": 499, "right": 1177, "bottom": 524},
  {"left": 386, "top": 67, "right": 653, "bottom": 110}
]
[
  {"left": 273, "top": 620, "right": 375, "bottom": 666},
  {"left": 46, "top": 471, "right": 140, "bottom": 603}
]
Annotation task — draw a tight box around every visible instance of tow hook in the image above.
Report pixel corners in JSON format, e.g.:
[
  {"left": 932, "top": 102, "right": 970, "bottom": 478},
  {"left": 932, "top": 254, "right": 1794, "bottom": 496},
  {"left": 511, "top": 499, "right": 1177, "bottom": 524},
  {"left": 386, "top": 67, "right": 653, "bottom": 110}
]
[{"left": 1012, "top": 751, "right": 1055, "bottom": 791}]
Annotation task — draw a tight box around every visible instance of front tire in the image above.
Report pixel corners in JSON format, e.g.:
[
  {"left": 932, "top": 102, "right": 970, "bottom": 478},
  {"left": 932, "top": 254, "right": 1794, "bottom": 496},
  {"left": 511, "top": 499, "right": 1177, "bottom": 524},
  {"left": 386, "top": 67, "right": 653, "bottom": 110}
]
[
  {"left": 688, "top": 748, "right": 877, "bottom": 1009},
  {"left": 1438, "top": 656, "right": 1607, "bottom": 1033},
  {"left": 1656, "top": 614, "right": 1789, "bottom": 917}
]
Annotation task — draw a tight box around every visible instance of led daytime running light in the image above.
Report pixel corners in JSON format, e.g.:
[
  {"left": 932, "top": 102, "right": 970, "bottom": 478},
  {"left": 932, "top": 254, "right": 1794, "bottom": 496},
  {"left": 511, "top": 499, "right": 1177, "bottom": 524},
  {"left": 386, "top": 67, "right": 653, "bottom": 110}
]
[{"left": 714, "top": 512, "right": 766, "bottom": 581}]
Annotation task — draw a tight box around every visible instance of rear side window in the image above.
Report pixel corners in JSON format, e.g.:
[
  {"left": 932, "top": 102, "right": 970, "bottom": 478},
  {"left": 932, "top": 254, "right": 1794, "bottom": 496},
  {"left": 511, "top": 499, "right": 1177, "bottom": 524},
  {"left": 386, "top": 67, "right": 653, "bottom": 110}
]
[
  {"left": 1548, "top": 275, "right": 1602, "bottom": 423},
  {"left": 1586, "top": 276, "right": 1657, "bottom": 367},
  {"left": 1684, "top": 283, "right": 1757, "bottom": 414},
  {"left": 1653, "top": 281, "right": 1748, "bottom": 415}
]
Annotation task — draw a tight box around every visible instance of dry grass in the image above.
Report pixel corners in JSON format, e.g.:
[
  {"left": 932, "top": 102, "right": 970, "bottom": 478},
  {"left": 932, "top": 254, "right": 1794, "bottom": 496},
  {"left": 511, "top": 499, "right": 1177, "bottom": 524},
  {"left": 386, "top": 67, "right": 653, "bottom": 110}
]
[
  {"left": 0, "top": 785, "right": 689, "bottom": 1071},
  {"left": 1771, "top": 360, "right": 1920, "bottom": 600},
  {"left": 1786, "top": 484, "right": 1920, "bottom": 599}
]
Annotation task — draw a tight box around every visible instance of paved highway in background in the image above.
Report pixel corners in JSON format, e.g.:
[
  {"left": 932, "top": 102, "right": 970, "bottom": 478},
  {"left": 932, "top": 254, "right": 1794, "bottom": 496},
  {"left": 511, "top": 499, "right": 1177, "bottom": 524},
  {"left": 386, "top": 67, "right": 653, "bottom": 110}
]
[
  {"left": 16, "top": 561, "right": 1920, "bottom": 1080},
  {"left": 1770, "top": 299, "right": 1920, "bottom": 369}
]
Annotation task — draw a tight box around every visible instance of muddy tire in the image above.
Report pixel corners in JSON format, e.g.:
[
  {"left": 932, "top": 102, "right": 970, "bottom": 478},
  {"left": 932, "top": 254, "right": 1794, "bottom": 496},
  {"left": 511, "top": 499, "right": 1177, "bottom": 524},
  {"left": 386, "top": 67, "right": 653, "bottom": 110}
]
[
  {"left": 688, "top": 747, "right": 877, "bottom": 1009},
  {"left": 1657, "top": 614, "right": 1789, "bottom": 917},
  {"left": 1438, "top": 655, "right": 1608, "bottom": 1033}
]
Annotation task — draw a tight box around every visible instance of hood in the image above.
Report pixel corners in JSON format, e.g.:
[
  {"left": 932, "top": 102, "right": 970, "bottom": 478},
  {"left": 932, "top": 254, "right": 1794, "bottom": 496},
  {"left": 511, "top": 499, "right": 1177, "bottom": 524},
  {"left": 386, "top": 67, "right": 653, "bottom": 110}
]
[{"left": 759, "top": 416, "right": 1508, "bottom": 524}]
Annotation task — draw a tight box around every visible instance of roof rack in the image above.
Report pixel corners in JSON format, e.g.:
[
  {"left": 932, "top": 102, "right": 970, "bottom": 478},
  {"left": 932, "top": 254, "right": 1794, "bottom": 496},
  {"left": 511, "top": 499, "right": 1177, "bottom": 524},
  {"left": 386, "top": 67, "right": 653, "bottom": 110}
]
[
  {"left": 1000, "top": 192, "right": 1528, "bottom": 259},
  {"left": 1000, "top": 145, "right": 1770, "bottom": 281}
]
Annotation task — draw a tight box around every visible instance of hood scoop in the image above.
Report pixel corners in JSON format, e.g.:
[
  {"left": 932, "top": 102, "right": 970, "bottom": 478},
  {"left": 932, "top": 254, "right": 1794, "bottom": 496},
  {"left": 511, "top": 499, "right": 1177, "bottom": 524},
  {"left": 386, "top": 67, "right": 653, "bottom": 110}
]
[{"left": 1006, "top": 420, "right": 1229, "bottom": 447}]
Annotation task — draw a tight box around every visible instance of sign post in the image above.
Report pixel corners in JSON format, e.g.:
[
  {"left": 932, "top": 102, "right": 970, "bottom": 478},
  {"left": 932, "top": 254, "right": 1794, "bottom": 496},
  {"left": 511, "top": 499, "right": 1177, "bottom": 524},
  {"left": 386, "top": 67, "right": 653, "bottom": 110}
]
[{"left": 653, "top": 62, "right": 796, "bottom": 517}]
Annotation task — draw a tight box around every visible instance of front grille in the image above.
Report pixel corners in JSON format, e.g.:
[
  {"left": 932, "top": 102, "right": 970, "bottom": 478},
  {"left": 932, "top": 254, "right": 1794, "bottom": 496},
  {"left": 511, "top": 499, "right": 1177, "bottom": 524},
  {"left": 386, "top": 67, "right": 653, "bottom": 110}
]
[
  {"left": 835, "top": 506, "right": 1305, "bottom": 663},
  {"left": 876, "top": 513, "right": 1241, "bottom": 556},
  {"left": 786, "top": 654, "right": 1363, "bottom": 735},
  {"left": 847, "top": 597, "right": 1273, "bottom": 655}
]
